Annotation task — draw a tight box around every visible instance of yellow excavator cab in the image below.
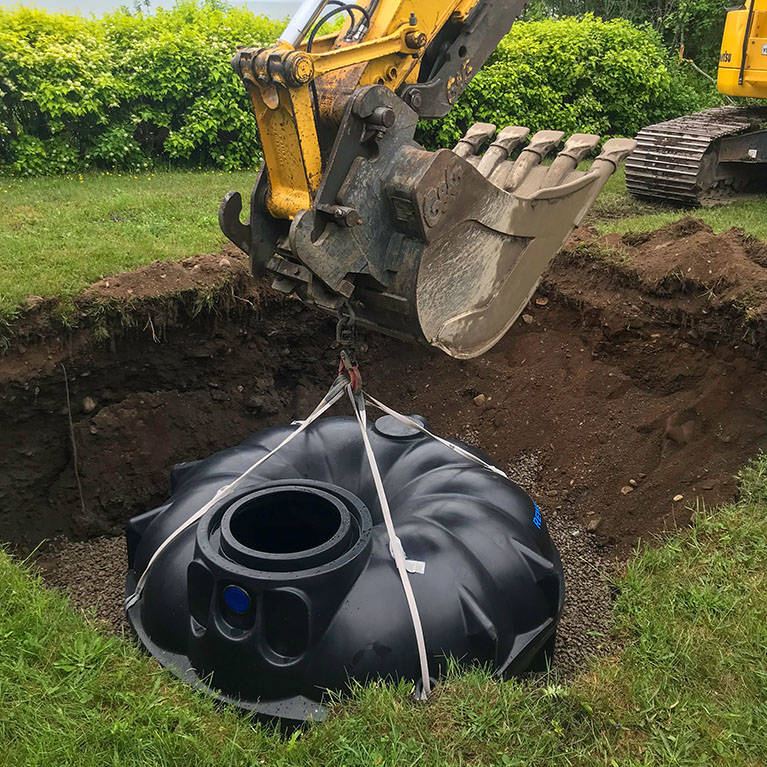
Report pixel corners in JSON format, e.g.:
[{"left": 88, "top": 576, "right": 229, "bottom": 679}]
[{"left": 719, "top": 0, "right": 767, "bottom": 98}]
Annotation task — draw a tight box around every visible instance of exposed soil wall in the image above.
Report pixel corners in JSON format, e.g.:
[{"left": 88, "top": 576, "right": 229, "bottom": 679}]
[
  {"left": 5, "top": 217, "right": 767, "bottom": 678},
  {"left": 3, "top": 219, "right": 767, "bottom": 556}
]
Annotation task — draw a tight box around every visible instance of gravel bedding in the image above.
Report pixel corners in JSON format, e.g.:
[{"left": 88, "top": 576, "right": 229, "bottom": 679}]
[
  {"left": 505, "top": 451, "right": 620, "bottom": 678},
  {"left": 36, "top": 535, "right": 130, "bottom": 634}
]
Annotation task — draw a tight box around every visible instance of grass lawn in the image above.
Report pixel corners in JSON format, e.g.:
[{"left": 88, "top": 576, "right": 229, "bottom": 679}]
[
  {"left": 2, "top": 456, "right": 766, "bottom": 765},
  {"left": 0, "top": 170, "right": 255, "bottom": 318},
  {"left": 590, "top": 167, "right": 767, "bottom": 240},
  {"left": 2, "top": 166, "right": 767, "bottom": 320}
]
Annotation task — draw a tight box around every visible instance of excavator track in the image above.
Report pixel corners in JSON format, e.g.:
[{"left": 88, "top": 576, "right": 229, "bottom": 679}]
[{"left": 626, "top": 106, "right": 767, "bottom": 205}]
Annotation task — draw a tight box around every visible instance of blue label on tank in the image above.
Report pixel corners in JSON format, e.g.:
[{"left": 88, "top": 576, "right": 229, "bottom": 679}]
[
  {"left": 532, "top": 502, "right": 542, "bottom": 530},
  {"left": 224, "top": 585, "right": 251, "bottom": 614}
]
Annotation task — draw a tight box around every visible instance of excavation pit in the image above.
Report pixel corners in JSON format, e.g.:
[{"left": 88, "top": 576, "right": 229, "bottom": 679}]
[{"left": 4, "top": 219, "right": 767, "bottom": 698}]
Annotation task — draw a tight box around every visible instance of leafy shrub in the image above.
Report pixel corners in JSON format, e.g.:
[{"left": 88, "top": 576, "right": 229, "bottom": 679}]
[
  {"left": 419, "top": 14, "right": 710, "bottom": 149},
  {"left": 0, "top": 1, "right": 282, "bottom": 174},
  {"left": 0, "top": 5, "right": 710, "bottom": 175},
  {"left": 536, "top": 1, "right": 728, "bottom": 68}
]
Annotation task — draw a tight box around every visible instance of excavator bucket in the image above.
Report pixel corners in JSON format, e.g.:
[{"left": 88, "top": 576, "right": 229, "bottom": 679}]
[{"left": 221, "top": 86, "right": 635, "bottom": 358}]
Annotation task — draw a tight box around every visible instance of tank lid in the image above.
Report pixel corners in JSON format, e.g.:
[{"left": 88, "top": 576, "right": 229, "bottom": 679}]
[{"left": 373, "top": 414, "right": 426, "bottom": 439}]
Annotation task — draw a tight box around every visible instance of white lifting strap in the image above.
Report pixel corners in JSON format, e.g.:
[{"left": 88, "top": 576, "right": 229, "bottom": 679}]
[{"left": 347, "top": 385, "right": 431, "bottom": 700}]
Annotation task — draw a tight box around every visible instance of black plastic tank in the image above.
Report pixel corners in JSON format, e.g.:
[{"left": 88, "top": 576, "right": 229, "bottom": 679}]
[{"left": 125, "top": 414, "right": 564, "bottom": 723}]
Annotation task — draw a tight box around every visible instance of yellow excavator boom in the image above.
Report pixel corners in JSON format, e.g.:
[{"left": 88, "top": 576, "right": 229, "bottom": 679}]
[{"left": 236, "top": 0, "right": 484, "bottom": 220}]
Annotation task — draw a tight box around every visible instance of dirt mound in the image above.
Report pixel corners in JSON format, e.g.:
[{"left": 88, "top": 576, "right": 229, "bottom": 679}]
[
  {"left": 572, "top": 216, "right": 767, "bottom": 308},
  {"left": 0, "top": 246, "right": 276, "bottom": 386},
  {"left": 82, "top": 244, "right": 249, "bottom": 302},
  {"left": 2, "top": 245, "right": 266, "bottom": 382},
  {"left": 558, "top": 218, "right": 767, "bottom": 355},
  {"left": 613, "top": 218, "right": 767, "bottom": 304}
]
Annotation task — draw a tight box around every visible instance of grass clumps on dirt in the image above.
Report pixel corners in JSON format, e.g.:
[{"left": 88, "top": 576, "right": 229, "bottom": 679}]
[
  {"left": 601, "top": 196, "right": 767, "bottom": 242},
  {"left": 3, "top": 456, "right": 767, "bottom": 765},
  {"left": 0, "top": 169, "right": 254, "bottom": 318}
]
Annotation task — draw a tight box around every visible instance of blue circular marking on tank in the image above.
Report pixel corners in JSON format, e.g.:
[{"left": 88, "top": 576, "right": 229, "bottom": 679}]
[{"left": 224, "top": 585, "right": 251, "bottom": 614}]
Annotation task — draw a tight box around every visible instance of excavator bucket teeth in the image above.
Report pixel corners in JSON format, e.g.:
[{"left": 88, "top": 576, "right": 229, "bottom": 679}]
[
  {"left": 226, "top": 96, "right": 636, "bottom": 358},
  {"left": 478, "top": 126, "right": 530, "bottom": 178},
  {"left": 409, "top": 127, "right": 635, "bottom": 357},
  {"left": 453, "top": 123, "right": 497, "bottom": 158}
]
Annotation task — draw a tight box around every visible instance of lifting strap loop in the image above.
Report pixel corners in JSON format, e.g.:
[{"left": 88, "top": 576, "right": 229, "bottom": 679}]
[{"left": 347, "top": 385, "right": 431, "bottom": 699}]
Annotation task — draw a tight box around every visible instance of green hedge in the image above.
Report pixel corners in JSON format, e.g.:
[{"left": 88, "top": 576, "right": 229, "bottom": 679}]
[
  {"left": 419, "top": 14, "right": 709, "bottom": 148},
  {"left": 0, "top": 1, "right": 282, "bottom": 174},
  {"left": 527, "top": 1, "right": 728, "bottom": 69},
  {"left": 0, "top": 4, "right": 709, "bottom": 175}
]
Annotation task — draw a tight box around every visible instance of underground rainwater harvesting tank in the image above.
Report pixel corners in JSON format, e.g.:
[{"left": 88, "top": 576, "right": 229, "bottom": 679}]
[{"left": 125, "top": 414, "right": 564, "bottom": 723}]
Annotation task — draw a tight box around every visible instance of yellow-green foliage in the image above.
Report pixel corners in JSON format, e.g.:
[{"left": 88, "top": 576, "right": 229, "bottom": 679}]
[
  {"left": 0, "top": 1, "right": 282, "bottom": 174},
  {"left": 533, "top": 0, "right": 729, "bottom": 68},
  {"left": 1, "top": 5, "right": 712, "bottom": 175}
]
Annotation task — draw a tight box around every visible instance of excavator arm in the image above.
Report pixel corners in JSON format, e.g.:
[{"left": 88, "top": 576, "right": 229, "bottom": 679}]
[{"left": 220, "top": 0, "right": 636, "bottom": 358}]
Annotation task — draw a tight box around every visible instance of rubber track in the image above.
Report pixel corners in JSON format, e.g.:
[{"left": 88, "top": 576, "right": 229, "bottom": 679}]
[{"left": 625, "top": 106, "right": 767, "bottom": 205}]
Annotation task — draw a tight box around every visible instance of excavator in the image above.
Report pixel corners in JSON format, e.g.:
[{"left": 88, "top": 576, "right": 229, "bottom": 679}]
[
  {"left": 627, "top": 0, "right": 767, "bottom": 205},
  {"left": 219, "top": 0, "right": 636, "bottom": 359}
]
